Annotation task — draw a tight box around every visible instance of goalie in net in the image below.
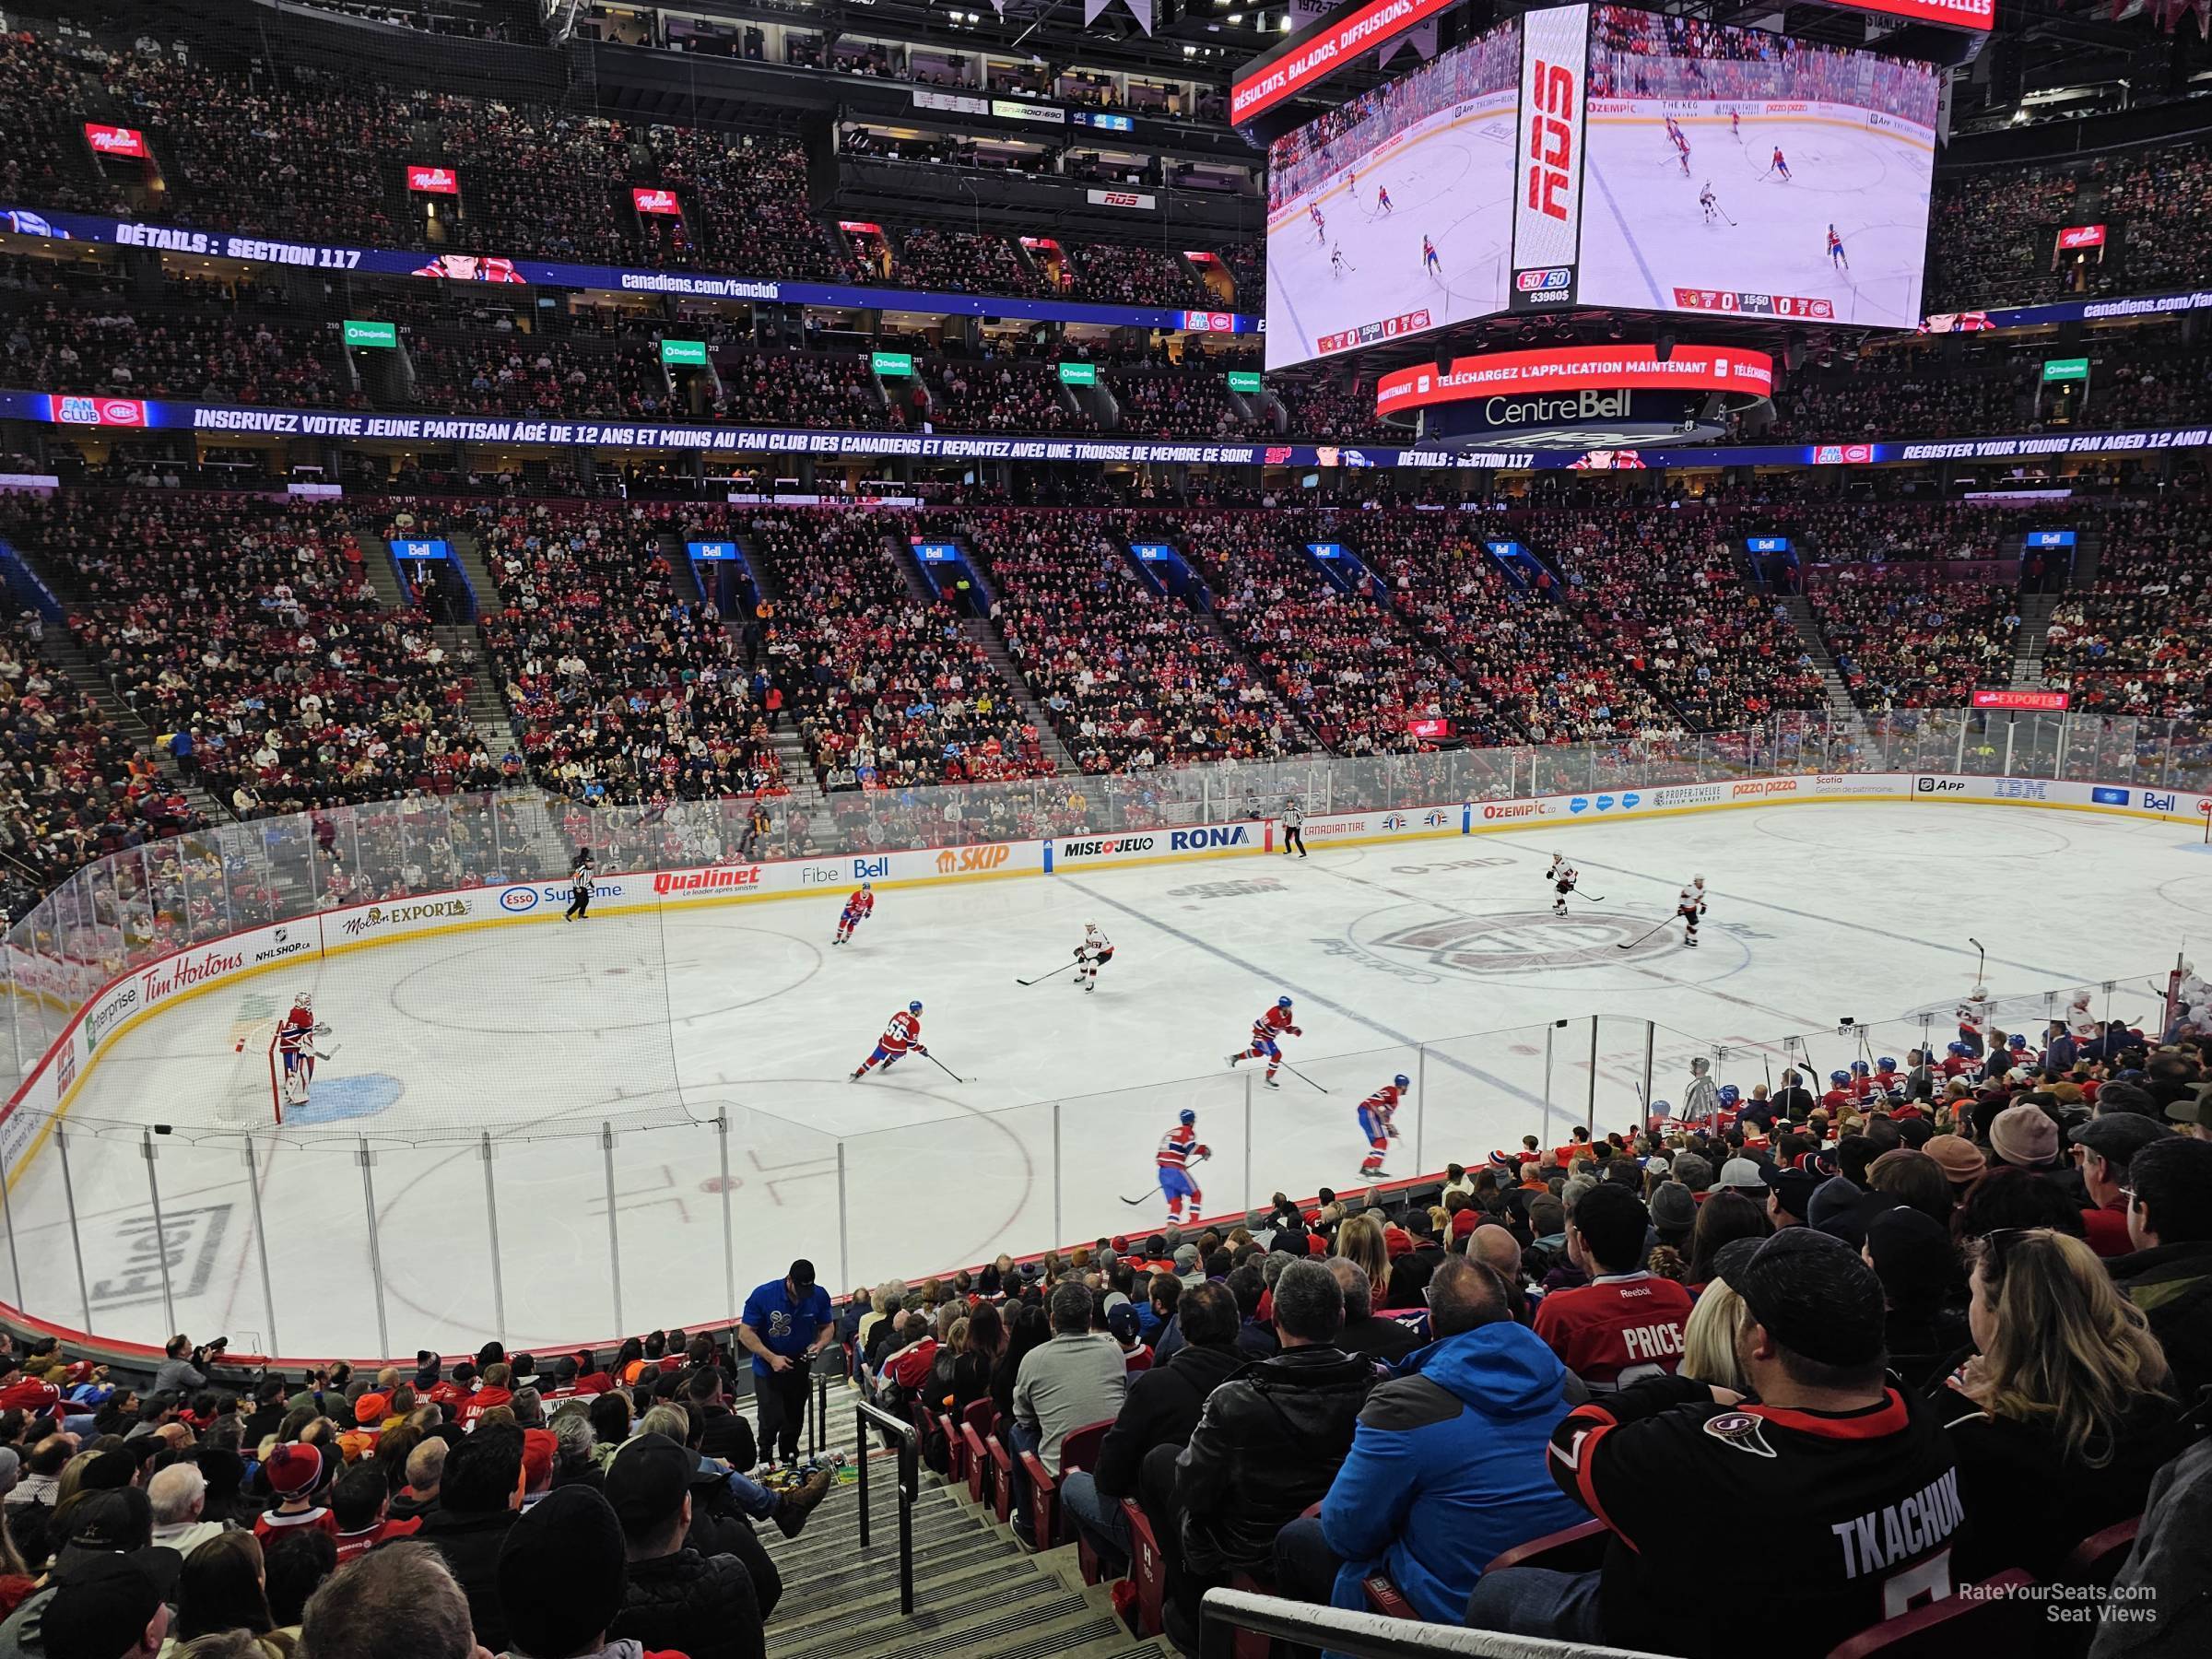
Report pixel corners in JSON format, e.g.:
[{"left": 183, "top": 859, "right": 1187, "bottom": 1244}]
[{"left": 267, "top": 992, "right": 332, "bottom": 1122}]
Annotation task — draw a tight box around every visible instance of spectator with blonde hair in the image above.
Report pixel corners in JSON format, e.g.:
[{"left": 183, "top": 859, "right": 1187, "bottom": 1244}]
[
  {"left": 1937, "top": 1228, "right": 2186, "bottom": 1579},
  {"left": 1334, "top": 1213, "right": 1389, "bottom": 1296}
]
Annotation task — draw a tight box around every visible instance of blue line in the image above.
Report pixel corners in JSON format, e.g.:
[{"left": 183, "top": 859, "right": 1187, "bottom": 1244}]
[
  {"left": 1062, "top": 875, "right": 1559, "bottom": 1127},
  {"left": 1584, "top": 153, "right": 1665, "bottom": 310}
]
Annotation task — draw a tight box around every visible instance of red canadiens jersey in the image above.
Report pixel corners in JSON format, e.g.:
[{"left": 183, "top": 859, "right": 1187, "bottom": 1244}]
[
  {"left": 1532, "top": 1272, "right": 1693, "bottom": 1392},
  {"left": 1252, "top": 1005, "right": 1298, "bottom": 1043},
  {"left": 842, "top": 888, "right": 875, "bottom": 920},
  {"left": 1157, "top": 1124, "right": 1204, "bottom": 1170},
  {"left": 278, "top": 1006, "right": 316, "bottom": 1054},
  {"left": 1359, "top": 1085, "right": 1402, "bottom": 1124},
  {"left": 879, "top": 1010, "right": 921, "bottom": 1053}
]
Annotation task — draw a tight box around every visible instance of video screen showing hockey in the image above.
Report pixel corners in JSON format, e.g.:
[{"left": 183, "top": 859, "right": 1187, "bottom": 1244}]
[
  {"left": 1577, "top": 6, "right": 1941, "bottom": 326},
  {"left": 1263, "top": 18, "right": 1522, "bottom": 370}
]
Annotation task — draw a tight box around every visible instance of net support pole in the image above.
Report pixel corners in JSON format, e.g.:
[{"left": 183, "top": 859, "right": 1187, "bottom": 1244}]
[
  {"left": 1585, "top": 1017, "right": 1599, "bottom": 1136},
  {"left": 715, "top": 1113, "right": 735, "bottom": 1324},
  {"left": 359, "top": 1137, "right": 391, "bottom": 1359},
  {"left": 479, "top": 1133, "right": 508, "bottom": 1340},
  {"left": 836, "top": 1141, "right": 851, "bottom": 1296},
  {"left": 241, "top": 1134, "right": 279, "bottom": 1357},
  {"left": 602, "top": 1124, "right": 624, "bottom": 1334},
  {"left": 0, "top": 1118, "right": 20, "bottom": 1308},
  {"left": 1413, "top": 1044, "right": 1427, "bottom": 1175},
  {"left": 141, "top": 1130, "right": 176, "bottom": 1337},
  {"left": 55, "top": 1124, "right": 92, "bottom": 1335}
]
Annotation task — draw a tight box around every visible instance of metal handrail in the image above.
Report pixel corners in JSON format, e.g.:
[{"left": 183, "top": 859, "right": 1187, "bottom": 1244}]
[
  {"left": 1200, "top": 1587, "right": 1666, "bottom": 1659},
  {"left": 855, "top": 1398, "right": 919, "bottom": 1615}
]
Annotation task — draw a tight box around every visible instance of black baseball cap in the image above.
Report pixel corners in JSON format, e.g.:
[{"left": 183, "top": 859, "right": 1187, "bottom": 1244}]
[
  {"left": 1735, "top": 1228, "right": 1887, "bottom": 1369},
  {"left": 603, "top": 1432, "right": 692, "bottom": 1535},
  {"left": 41, "top": 1554, "right": 166, "bottom": 1659},
  {"left": 787, "top": 1259, "right": 818, "bottom": 1288},
  {"left": 1759, "top": 1163, "right": 1824, "bottom": 1220}
]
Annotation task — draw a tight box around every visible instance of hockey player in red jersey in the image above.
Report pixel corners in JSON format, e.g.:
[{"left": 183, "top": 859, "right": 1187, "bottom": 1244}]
[
  {"left": 275, "top": 991, "right": 327, "bottom": 1108},
  {"left": 1226, "top": 995, "right": 1301, "bottom": 1089},
  {"left": 1157, "top": 1109, "right": 1210, "bottom": 1223},
  {"left": 851, "top": 1000, "right": 925, "bottom": 1079},
  {"left": 1821, "top": 1071, "right": 1854, "bottom": 1114},
  {"left": 1358, "top": 1076, "right": 1407, "bottom": 1177},
  {"left": 833, "top": 882, "right": 876, "bottom": 946}
]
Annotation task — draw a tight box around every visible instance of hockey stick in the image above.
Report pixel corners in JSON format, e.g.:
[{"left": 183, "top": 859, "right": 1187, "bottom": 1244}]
[
  {"left": 1278, "top": 1061, "right": 1330, "bottom": 1095},
  {"left": 1969, "top": 936, "right": 1985, "bottom": 982},
  {"left": 1615, "top": 916, "right": 1675, "bottom": 950},
  {"left": 1121, "top": 1151, "right": 1209, "bottom": 1205},
  {"left": 1015, "top": 959, "right": 1079, "bottom": 987},
  {"left": 919, "top": 1049, "right": 967, "bottom": 1084},
  {"left": 1567, "top": 884, "right": 1606, "bottom": 902}
]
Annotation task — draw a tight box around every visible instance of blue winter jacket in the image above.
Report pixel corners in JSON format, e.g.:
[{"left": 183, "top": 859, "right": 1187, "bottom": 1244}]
[{"left": 1318, "top": 1319, "right": 1586, "bottom": 1624}]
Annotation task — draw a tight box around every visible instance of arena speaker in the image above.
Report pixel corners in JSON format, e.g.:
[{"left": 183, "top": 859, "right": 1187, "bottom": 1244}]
[{"left": 1653, "top": 332, "right": 1676, "bottom": 364}]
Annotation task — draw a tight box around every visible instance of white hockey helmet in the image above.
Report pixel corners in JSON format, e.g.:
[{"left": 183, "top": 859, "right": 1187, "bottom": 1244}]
[{"left": 296, "top": 991, "right": 313, "bottom": 1008}]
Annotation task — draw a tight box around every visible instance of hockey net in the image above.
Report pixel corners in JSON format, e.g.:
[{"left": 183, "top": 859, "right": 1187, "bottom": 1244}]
[{"left": 226, "top": 1019, "right": 290, "bottom": 1127}]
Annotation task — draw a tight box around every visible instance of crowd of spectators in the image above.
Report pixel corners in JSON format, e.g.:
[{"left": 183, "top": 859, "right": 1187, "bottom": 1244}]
[
  {"left": 1365, "top": 517, "right": 1684, "bottom": 743},
  {"left": 471, "top": 500, "right": 783, "bottom": 804},
  {"left": 2, "top": 305, "right": 359, "bottom": 407},
  {"left": 964, "top": 511, "right": 1304, "bottom": 771},
  {"left": 0, "top": 613, "right": 205, "bottom": 905},
  {"left": 841, "top": 998, "right": 2212, "bottom": 1658},
  {"left": 2041, "top": 499, "right": 2212, "bottom": 717},
  {"left": 1111, "top": 371, "right": 1248, "bottom": 441},
  {"left": 1927, "top": 137, "right": 2212, "bottom": 313},
  {"left": 748, "top": 509, "right": 1055, "bottom": 790},
  {"left": 1810, "top": 571, "right": 2019, "bottom": 712},
  {"left": 895, "top": 227, "right": 1052, "bottom": 299},
  {"left": 1273, "top": 376, "right": 1394, "bottom": 443},
  {"left": 709, "top": 349, "right": 897, "bottom": 431},
  {"left": 1066, "top": 241, "right": 1204, "bottom": 307},
  {"left": 1544, "top": 512, "right": 1829, "bottom": 730},
  {"left": 403, "top": 330, "right": 677, "bottom": 420},
  {"left": 6, "top": 493, "right": 501, "bottom": 823},
  {"left": 924, "top": 360, "right": 1094, "bottom": 435},
  {"left": 643, "top": 127, "right": 858, "bottom": 283},
  {"left": 1192, "top": 511, "right": 1515, "bottom": 753}
]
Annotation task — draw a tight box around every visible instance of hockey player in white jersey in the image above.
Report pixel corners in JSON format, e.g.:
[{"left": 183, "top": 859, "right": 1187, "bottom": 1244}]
[
  {"left": 1957, "top": 983, "right": 1993, "bottom": 1057},
  {"left": 1074, "top": 923, "right": 1114, "bottom": 994},
  {"left": 1550, "top": 860, "right": 1580, "bottom": 918},
  {"left": 1676, "top": 877, "right": 1707, "bottom": 948},
  {"left": 2067, "top": 988, "right": 2100, "bottom": 1044}
]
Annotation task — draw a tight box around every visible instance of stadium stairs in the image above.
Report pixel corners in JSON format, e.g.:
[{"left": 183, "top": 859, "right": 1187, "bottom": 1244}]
[
  {"left": 766, "top": 1398, "right": 1172, "bottom": 1659},
  {"left": 958, "top": 618, "right": 1080, "bottom": 776},
  {"left": 2010, "top": 592, "right": 2061, "bottom": 689},
  {"left": 6, "top": 544, "right": 230, "bottom": 821},
  {"left": 1776, "top": 594, "right": 1870, "bottom": 736}
]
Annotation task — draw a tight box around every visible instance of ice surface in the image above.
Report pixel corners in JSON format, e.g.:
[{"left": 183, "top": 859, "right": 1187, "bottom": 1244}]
[
  {"left": 1579, "top": 110, "right": 1931, "bottom": 327},
  {"left": 1265, "top": 101, "right": 1517, "bottom": 371},
  {"left": 19, "top": 803, "right": 2195, "bottom": 1357}
]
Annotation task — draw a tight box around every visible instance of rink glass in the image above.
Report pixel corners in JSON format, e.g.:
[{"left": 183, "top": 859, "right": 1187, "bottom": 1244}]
[{"left": 0, "top": 705, "right": 2195, "bottom": 1358}]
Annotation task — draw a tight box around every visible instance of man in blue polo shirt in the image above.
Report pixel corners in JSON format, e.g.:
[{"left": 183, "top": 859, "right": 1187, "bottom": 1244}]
[{"left": 739, "top": 1258, "right": 835, "bottom": 1464}]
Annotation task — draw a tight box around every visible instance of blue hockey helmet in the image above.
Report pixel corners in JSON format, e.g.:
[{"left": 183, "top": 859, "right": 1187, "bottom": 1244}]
[
  {"left": 1651, "top": 1100, "right": 1672, "bottom": 1116},
  {"left": 1718, "top": 1084, "right": 1741, "bottom": 1105},
  {"left": 1851, "top": 1060, "right": 1870, "bottom": 1075},
  {"left": 1830, "top": 1069, "right": 1851, "bottom": 1086},
  {"left": 862, "top": 881, "right": 873, "bottom": 891},
  {"left": 908, "top": 1000, "right": 923, "bottom": 1014},
  {"left": 1180, "top": 1109, "right": 1196, "bottom": 1125},
  {"left": 1394, "top": 1074, "right": 1410, "bottom": 1090},
  {"left": 1277, "top": 995, "right": 1294, "bottom": 1008},
  {"left": 2008, "top": 1032, "right": 2029, "bottom": 1050},
  {"left": 1947, "top": 1041, "right": 1970, "bottom": 1056},
  {"left": 1877, "top": 1056, "right": 1898, "bottom": 1071}
]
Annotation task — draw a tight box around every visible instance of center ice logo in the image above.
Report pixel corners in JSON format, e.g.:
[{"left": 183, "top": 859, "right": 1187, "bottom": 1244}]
[{"left": 1363, "top": 912, "right": 1682, "bottom": 973}]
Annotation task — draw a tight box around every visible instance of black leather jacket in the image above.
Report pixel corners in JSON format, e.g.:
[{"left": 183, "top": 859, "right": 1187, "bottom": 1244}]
[{"left": 1172, "top": 1344, "right": 1376, "bottom": 1575}]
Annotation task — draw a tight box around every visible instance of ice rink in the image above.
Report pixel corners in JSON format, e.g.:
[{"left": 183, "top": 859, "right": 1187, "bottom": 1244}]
[
  {"left": 1580, "top": 110, "right": 1932, "bottom": 327},
  {"left": 16, "top": 800, "right": 2198, "bottom": 1359},
  {"left": 1265, "top": 98, "right": 1516, "bottom": 370}
]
